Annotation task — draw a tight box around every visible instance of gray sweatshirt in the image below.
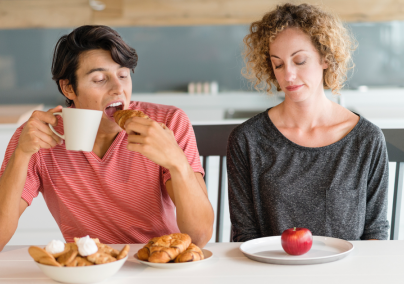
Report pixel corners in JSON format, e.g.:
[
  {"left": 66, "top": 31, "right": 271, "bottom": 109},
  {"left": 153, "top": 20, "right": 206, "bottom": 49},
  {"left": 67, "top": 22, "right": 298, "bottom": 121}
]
[{"left": 227, "top": 109, "right": 389, "bottom": 242}]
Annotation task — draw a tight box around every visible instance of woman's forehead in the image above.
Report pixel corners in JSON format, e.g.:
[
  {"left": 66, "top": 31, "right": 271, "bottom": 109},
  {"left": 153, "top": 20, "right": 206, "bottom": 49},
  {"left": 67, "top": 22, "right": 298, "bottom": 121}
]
[{"left": 269, "top": 28, "right": 317, "bottom": 57}]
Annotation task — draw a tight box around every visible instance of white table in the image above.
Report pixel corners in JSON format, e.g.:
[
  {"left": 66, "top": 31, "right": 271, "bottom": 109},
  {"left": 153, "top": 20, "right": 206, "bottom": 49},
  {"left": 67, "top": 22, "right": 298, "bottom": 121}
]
[{"left": 0, "top": 241, "right": 403, "bottom": 284}]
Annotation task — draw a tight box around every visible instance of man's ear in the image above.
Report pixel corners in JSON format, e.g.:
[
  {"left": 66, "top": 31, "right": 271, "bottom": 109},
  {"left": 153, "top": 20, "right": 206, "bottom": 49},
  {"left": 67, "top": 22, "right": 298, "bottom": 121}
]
[{"left": 59, "top": 79, "right": 76, "bottom": 100}]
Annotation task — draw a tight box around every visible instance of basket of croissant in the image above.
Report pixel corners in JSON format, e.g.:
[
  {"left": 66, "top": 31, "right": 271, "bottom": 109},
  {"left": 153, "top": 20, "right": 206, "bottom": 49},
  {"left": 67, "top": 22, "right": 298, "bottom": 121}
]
[
  {"left": 135, "top": 233, "right": 213, "bottom": 268},
  {"left": 28, "top": 236, "right": 129, "bottom": 284}
]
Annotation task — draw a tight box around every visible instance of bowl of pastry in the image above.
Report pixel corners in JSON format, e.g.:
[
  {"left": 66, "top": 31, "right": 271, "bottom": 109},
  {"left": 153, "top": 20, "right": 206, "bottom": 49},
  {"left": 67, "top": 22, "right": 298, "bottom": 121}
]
[
  {"left": 28, "top": 236, "right": 129, "bottom": 284},
  {"left": 134, "top": 233, "right": 213, "bottom": 269}
]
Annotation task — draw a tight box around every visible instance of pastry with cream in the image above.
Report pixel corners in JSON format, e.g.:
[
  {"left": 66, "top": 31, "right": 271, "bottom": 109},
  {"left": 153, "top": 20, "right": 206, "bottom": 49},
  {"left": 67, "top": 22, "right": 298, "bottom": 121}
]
[{"left": 28, "top": 236, "right": 130, "bottom": 267}]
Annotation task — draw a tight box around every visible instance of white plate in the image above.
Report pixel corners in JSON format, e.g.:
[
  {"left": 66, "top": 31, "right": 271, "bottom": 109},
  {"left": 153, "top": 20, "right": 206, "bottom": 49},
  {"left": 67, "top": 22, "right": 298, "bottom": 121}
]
[
  {"left": 134, "top": 249, "right": 213, "bottom": 269},
  {"left": 240, "top": 236, "right": 354, "bottom": 265},
  {"left": 36, "top": 255, "right": 127, "bottom": 284}
]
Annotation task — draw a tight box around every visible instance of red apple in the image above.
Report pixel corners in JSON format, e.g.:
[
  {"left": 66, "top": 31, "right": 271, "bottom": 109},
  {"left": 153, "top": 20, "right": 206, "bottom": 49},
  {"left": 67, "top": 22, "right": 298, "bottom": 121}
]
[{"left": 281, "top": 227, "right": 313, "bottom": 255}]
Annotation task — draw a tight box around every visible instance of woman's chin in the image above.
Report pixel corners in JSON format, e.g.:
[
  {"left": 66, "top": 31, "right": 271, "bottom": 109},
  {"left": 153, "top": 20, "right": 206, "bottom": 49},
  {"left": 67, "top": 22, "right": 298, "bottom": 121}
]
[{"left": 284, "top": 92, "right": 310, "bottom": 103}]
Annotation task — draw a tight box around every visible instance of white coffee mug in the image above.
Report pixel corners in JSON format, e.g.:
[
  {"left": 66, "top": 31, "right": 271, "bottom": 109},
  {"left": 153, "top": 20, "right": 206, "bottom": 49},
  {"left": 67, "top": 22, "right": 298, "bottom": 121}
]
[{"left": 49, "top": 108, "right": 102, "bottom": 152}]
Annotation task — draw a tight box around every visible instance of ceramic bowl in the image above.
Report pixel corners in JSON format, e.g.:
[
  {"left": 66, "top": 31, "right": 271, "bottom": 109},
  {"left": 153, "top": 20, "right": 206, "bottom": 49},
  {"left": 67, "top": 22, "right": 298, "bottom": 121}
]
[{"left": 35, "top": 255, "right": 128, "bottom": 284}]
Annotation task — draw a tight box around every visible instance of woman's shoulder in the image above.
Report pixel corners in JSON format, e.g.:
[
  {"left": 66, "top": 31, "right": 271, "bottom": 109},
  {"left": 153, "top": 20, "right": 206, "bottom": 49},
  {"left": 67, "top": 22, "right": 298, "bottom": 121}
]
[
  {"left": 356, "top": 116, "right": 385, "bottom": 141},
  {"left": 229, "top": 110, "right": 269, "bottom": 141},
  {"left": 335, "top": 102, "right": 384, "bottom": 144},
  {"left": 347, "top": 115, "right": 387, "bottom": 154}
]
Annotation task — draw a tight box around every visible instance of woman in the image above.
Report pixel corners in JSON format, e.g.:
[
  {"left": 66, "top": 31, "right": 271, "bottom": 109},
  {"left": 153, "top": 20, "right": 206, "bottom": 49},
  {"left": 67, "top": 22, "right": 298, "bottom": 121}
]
[{"left": 227, "top": 3, "right": 389, "bottom": 242}]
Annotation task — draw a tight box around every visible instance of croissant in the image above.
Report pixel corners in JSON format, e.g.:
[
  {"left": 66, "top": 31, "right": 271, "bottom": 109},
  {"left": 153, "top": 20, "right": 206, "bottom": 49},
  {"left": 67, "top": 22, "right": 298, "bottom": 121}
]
[
  {"left": 174, "top": 243, "right": 204, "bottom": 263},
  {"left": 139, "top": 233, "right": 192, "bottom": 263},
  {"left": 113, "top": 110, "right": 149, "bottom": 130},
  {"left": 137, "top": 237, "right": 159, "bottom": 261},
  {"left": 164, "top": 233, "right": 192, "bottom": 253}
]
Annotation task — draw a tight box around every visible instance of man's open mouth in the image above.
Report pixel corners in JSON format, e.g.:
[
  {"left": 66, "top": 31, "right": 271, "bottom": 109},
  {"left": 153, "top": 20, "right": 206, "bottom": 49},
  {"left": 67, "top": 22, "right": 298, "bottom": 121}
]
[{"left": 104, "top": 101, "right": 124, "bottom": 121}]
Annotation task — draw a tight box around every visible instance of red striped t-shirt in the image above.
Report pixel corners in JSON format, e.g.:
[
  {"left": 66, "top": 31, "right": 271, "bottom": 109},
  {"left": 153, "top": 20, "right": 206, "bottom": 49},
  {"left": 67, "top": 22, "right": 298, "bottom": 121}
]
[{"left": 0, "top": 101, "right": 204, "bottom": 244}]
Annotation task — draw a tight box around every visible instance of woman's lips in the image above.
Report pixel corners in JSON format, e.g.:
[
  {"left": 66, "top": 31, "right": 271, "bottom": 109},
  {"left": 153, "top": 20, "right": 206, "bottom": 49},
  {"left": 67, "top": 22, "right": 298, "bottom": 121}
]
[{"left": 286, "top": 85, "right": 303, "bottom": 91}]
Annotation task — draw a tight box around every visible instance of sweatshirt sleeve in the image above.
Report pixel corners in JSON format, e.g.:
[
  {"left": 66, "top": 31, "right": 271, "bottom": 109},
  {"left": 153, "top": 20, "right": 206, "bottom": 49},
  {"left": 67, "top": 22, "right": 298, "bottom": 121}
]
[
  {"left": 227, "top": 128, "right": 261, "bottom": 242},
  {"left": 361, "top": 129, "right": 389, "bottom": 240}
]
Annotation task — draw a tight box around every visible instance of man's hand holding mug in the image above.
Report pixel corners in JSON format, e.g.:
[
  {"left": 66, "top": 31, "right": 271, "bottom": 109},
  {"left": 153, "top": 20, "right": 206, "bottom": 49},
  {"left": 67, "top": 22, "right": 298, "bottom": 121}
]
[
  {"left": 16, "top": 106, "right": 103, "bottom": 157},
  {"left": 16, "top": 106, "right": 64, "bottom": 157}
]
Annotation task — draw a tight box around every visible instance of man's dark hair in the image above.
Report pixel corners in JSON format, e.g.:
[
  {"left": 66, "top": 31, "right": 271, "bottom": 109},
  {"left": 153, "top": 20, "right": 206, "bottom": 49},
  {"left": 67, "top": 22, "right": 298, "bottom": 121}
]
[{"left": 51, "top": 25, "right": 138, "bottom": 106}]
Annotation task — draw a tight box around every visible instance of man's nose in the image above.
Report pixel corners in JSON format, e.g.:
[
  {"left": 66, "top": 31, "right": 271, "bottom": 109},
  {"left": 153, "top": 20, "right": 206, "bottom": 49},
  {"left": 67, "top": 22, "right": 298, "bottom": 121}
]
[{"left": 110, "top": 76, "right": 124, "bottom": 94}]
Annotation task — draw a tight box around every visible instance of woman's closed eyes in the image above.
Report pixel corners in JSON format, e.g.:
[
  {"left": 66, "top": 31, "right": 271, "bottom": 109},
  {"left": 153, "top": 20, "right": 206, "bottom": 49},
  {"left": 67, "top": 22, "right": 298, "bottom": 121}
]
[{"left": 274, "top": 60, "right": 306, "bottom": 69}]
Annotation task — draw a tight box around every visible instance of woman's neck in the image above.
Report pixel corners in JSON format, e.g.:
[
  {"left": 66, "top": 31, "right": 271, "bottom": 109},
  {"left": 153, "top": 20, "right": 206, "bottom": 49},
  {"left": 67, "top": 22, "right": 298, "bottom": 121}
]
[
  {"left": 268, "top": 88, "right": 359, "bottom": 148},
  {"left": 277, "top": 90, "right": 335, "bottom": 131}
]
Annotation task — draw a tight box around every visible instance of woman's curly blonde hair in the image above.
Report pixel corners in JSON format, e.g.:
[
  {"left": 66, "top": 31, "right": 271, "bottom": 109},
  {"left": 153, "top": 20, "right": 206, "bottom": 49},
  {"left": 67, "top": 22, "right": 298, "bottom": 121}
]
[{"left": 242, "top": 3, "right": 357, "bottom": 94}]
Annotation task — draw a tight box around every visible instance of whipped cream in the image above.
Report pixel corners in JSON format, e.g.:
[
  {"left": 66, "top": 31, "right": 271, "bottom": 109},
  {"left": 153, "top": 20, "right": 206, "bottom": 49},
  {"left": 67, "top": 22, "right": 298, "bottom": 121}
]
[
  {"left": 45, "top": 240, "right": 65, "bottom": 254},
  {"left": 76, "top": 235, "right": 98, "bottom": 256}
]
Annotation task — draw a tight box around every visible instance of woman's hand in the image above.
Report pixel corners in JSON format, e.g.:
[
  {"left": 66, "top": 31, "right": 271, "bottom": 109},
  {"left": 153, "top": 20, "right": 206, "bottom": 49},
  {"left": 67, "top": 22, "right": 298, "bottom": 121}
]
[{"left": 125, "top": 117, "right": 188, "bottom": 170}]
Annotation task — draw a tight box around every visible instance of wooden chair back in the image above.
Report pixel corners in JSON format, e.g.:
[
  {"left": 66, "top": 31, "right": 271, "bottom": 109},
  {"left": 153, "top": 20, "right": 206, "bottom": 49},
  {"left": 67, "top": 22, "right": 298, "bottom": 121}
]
[
  {"left": 192, "top": 124, "right": 238, "bottom": 242},
  {"left": 382, "top": 129, "right": 404, "bottom": 239}
]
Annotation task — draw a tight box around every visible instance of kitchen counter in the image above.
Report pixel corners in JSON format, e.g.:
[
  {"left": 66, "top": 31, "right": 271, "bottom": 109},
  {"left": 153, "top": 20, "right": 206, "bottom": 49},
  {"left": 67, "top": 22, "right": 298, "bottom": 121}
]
[
  {"left": 0, "top": 104, "right": 43, "bottom": 125},
  {"left": 130, "top": 88, "right": 404, "bottom": 127}
]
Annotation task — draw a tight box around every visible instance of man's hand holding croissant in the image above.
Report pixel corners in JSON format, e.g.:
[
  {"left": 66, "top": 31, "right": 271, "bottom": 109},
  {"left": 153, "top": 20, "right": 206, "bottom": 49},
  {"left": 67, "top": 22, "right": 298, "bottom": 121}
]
[{"left": 114, "top": 110, "right": 188, "bottom": 170}]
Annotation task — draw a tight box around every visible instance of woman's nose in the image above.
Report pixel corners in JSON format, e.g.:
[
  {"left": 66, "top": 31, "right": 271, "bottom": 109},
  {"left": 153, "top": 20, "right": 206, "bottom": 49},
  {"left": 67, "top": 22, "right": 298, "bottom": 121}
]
[{"left": 284, "top": 65, "right": 297, "bottom": 82}]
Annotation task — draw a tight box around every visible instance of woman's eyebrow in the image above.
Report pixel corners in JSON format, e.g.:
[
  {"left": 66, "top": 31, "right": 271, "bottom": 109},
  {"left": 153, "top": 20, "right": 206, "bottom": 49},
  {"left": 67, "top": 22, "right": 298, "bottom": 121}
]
[
  {"left": 270, "top": 49, "right": 306, "bottom": 59},
  {"left": 291, "top": 49, "right": 305, "bottom": 56}
]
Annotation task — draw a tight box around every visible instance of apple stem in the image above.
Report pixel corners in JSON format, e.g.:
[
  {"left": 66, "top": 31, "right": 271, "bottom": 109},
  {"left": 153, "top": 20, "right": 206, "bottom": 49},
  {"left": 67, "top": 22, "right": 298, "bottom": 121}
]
[{"left": 294, "top": 227, "right": 296, "bottom": 231}]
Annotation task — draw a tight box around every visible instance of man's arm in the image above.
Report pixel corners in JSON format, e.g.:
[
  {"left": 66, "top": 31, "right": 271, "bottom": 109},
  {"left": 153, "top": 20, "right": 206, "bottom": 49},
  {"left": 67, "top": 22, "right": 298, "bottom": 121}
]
[
  {"left": 0, "top": 150, "right": 30, "bottom": 251},
  {"left": 165, "top": 170, "right": 213, "bottom": 247},
  {"left": 125, "top": 117, "right": 214, "bottom": 247},
  {"left": 0, "top": 106, "right": 62, "bottom": 251}
]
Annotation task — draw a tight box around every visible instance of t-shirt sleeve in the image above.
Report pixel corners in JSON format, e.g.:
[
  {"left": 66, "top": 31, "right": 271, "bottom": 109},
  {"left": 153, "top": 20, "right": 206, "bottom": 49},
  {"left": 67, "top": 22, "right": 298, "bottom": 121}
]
[
  {"left": 0, "top": 125, "right": 42, "bottom": 206},
  {"left": 161, "top": 108, "right": 204, "bottom": 184},
  {"left": 361, "top": 129, "right": 390, "bottom": 240},
  {"left": 227, "top": 128, "right": 261, "bottom": 242}
]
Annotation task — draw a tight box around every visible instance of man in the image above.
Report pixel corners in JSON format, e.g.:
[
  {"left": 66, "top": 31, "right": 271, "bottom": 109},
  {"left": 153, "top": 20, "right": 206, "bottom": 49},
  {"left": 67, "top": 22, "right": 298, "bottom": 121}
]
[{"left": 0, "top": 25, "right": 214, "bottom": 250}]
